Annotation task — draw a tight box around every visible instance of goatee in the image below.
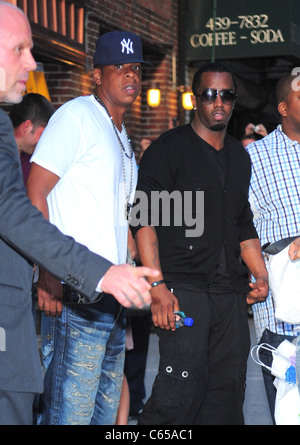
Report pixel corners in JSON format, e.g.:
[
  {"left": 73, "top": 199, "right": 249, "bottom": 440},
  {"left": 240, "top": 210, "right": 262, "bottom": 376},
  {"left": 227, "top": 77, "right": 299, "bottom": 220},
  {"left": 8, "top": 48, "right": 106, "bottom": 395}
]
[{"left": 210, "top": 123, "right": 226, "bottom": 132}]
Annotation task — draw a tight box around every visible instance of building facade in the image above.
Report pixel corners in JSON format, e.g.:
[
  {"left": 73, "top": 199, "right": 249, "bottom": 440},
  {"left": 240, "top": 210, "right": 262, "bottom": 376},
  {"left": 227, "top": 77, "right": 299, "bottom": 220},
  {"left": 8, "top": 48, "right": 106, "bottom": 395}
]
[
  {"left": 6, "top": 0, "right": 180, "bottom": 154},
  {"left": 7, "top": 1, "right": 297, "bottom": 145}
]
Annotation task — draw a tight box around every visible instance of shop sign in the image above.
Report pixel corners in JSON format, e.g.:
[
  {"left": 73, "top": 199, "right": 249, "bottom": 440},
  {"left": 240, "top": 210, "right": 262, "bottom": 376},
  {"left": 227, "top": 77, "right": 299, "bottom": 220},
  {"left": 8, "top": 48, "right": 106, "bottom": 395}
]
[{"left": 186, "top": 0, "right": 300, "bottom": 60}]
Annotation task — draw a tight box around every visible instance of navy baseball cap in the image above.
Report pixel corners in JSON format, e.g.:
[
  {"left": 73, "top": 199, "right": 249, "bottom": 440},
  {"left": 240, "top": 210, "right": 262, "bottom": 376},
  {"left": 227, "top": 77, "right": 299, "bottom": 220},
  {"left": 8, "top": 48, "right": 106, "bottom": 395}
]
[{"left": 93, "top": 30, "right": 152, "bottom": 67}]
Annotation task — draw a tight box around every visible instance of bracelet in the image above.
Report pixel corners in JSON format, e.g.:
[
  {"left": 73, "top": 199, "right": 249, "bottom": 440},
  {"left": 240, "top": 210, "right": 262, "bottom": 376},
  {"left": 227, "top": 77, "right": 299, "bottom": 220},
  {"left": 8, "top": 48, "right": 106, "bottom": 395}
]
[{"left": 151, "top": 279, "right": 166, "bottom": 288}]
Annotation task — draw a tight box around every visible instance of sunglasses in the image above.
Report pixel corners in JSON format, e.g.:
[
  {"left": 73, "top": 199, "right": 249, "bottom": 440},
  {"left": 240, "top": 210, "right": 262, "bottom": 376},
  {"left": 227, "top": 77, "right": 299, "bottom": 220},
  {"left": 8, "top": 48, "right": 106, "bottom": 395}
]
[{"left": 195, "top": 88, "right": 237, "bottom": 105}]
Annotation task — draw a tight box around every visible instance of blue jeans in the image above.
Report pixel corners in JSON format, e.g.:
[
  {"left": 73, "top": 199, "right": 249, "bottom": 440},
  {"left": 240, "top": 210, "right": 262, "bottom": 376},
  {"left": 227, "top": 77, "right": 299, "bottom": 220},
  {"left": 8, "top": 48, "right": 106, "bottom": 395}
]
[{"left": 37, "top": 291, "right": 126, "bottom": 425}]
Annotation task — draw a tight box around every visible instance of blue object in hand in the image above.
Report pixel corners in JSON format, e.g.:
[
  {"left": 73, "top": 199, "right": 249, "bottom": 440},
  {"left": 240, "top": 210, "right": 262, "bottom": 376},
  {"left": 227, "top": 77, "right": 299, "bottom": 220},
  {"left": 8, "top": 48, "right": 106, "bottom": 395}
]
[{"left": 174, "top": 311, "right": 194, "bottom": 328}]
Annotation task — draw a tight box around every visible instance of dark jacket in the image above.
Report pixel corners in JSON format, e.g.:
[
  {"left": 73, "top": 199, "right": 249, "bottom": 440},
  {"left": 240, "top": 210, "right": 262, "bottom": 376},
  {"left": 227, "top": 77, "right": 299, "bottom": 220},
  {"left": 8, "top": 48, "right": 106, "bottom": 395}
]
[
  {"left": 131, "top": 124, "right": 258, "bottom": 293},
  {"left": 0, "top": 109, "right": 112, "bottom": 392}
]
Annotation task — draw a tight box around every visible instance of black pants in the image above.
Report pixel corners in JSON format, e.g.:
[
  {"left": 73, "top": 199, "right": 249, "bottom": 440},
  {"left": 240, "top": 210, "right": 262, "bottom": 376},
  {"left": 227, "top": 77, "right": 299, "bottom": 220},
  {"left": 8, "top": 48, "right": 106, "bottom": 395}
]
[
  {"left": 138, "top": 283, "right": 250, "bottom": 425},
  {"left": 124, "top": 313, "right": 151, "bottom": 416}
]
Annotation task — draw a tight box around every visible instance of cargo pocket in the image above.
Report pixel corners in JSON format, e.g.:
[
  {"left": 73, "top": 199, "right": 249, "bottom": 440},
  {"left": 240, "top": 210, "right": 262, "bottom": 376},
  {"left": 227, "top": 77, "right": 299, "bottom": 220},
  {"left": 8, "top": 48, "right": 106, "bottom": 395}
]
[{"left": 149, "top": 355, "right": 200, "bottom": 421}]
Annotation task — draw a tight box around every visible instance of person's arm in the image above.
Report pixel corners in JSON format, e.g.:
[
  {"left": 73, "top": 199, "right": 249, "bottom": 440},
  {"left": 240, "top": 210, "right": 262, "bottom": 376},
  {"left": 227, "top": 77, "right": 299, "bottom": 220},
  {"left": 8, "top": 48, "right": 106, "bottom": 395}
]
[
  {"left": 27, "top": 163, "right": 159, "bottom": 316},
  {"left": 26, "top": 163, "right": 64, "bottom": 316},
  {"left": 26, "top": 163, "right": 59, "bottom": 218},
  {"left": 127, "top": 227, "right": 138, "bottom": 263},
  {"left": 135, "top": 226, "right": 179, "bottom": 330},
  {"left": 240, "top": 238, "right": 268, "bottom": 304}
]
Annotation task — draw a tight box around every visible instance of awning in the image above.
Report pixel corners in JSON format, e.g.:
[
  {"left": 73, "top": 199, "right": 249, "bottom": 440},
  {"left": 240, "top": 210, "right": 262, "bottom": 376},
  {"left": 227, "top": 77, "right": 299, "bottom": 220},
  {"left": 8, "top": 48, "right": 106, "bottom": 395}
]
[{"left": 25, "top": 63, "right": 51, "bottom": 101}]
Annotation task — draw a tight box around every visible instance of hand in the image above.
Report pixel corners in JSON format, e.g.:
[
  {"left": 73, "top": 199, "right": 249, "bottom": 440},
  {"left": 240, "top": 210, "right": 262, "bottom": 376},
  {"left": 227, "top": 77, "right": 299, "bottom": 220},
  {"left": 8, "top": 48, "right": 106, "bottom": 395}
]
[
  {"left": 247, "top": 276, "right": 268, "bottom": 304},
  {"left": 288, "top": 237, "right": 300, "bottom": 260},
  {"left": 245, "top": 123, "right": 268, "bottom": 137},
  {"left": 37, "top": 269, "right": 63, "bottom": 317},
  {"left": 101, "top": 264, "right": 159, "bottom": 308},
  {"left": 245, "top": 123, "right": 255, "bottom": 136},
  {"left": 150, "top": 285, "right": 180, "bottom": 331},
  {"left": 253, "top": 124, "right": 268, "bottom": 137}
]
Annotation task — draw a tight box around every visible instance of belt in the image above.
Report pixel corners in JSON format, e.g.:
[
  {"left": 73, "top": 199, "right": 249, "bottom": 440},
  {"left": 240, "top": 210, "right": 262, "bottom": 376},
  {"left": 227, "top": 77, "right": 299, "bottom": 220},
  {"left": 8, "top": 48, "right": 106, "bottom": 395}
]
[
  {"left": 262, "top": 236, "right": 298, "bottom": 255},
  {"left": 62, "top": 284, "right": 103, "bottom": 305}
]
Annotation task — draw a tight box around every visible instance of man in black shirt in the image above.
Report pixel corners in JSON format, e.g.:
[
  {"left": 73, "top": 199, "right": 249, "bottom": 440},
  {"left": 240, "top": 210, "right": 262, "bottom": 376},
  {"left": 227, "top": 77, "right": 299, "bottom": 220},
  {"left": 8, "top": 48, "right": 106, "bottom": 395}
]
[{"left": 131, "top": 63, "right": 268, "bottom": 425}]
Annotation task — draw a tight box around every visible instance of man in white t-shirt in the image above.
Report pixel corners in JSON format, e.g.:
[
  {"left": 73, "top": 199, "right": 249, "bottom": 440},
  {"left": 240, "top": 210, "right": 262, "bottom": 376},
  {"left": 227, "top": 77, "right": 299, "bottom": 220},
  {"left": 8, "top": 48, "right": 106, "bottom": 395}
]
[{"left": 27, "top": 30, "right": 151, "bottom": 425}]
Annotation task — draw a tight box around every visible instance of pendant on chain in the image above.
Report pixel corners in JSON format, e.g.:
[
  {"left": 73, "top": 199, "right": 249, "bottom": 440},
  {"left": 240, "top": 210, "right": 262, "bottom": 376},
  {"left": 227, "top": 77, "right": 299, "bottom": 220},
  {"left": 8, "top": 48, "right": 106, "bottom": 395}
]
[
  {"left": 94, "top": 93, "right": 134, "bottom": 222},
  {"left": 126, "top": 202, "right": 132, "bottom": 220}
]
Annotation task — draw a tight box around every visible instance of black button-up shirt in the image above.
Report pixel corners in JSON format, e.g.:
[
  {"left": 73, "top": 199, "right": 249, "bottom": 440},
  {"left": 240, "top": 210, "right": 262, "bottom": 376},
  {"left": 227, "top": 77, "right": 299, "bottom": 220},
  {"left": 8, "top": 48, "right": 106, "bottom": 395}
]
[{"left": 131, "top": 124, "right": 258, "bottom": 293}]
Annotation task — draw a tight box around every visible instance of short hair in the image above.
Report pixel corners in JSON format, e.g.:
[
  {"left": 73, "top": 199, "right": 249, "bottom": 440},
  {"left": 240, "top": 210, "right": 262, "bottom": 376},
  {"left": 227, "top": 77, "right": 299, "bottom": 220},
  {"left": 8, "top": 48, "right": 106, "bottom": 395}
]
[
  {"left": 192, "top": 62, "right": 237, "bottom": 95},
  {"left": 10, "top": 93, "right": 55, "bottom": 128},
  {"left": 275, "top": 71, "right": 298, "bottom": 105}
]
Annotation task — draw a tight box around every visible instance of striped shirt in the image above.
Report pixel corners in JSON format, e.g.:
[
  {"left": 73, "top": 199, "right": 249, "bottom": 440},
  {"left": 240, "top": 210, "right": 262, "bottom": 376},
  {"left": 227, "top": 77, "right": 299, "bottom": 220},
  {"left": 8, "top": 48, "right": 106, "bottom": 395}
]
[{"left": 246, "top": 125, "right": 300, "bottom": 340}]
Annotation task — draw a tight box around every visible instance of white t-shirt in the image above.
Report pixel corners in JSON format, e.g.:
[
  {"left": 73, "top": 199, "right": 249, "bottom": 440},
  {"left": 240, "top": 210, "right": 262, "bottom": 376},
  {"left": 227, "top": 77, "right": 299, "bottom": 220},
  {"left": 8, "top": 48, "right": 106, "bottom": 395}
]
[{"left": 31, "top": 95, "right": 137, "bottom": 265}]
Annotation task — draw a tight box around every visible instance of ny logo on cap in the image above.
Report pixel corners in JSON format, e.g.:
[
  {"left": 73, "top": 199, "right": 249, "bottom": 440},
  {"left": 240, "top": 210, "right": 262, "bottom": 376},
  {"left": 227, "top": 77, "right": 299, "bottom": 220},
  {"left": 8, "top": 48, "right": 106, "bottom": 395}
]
[{"left": 120, "top": 38, "right": 134, "bottom": 55}]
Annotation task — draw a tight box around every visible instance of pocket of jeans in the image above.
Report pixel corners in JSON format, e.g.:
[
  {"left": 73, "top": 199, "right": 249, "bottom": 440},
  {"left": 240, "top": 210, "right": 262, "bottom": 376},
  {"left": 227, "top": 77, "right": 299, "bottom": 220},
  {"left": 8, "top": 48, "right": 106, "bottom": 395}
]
[{"left": 40, "top": 315, "right": 56, "bottom": 370}]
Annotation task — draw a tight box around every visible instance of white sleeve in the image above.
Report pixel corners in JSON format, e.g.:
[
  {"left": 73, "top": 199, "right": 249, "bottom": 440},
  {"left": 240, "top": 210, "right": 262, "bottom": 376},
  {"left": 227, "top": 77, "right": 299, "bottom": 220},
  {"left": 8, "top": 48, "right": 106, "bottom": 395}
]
[{"left": 31, "top": 103, "right": 84, "bottom": 178}]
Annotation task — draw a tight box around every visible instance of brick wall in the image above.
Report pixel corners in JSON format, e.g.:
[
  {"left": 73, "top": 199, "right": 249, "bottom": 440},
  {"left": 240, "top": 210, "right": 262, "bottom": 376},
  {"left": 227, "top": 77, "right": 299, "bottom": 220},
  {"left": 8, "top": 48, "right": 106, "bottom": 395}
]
[{"left": 43, "top": 0, "right": 179, "bottom": 155}]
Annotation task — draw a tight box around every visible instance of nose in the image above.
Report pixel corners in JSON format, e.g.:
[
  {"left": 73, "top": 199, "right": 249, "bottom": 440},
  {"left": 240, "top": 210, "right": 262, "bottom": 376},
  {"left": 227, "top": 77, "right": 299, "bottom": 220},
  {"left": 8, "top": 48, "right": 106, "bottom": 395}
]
[
  {"left": 214, "top": 92, "right": 223, "bottom": 106},
  {"left": 25, "top": 50, "right": 37, "bottom": 72},
  {"left": 124, "top": 65, "right": 137, "bottom": 78}
]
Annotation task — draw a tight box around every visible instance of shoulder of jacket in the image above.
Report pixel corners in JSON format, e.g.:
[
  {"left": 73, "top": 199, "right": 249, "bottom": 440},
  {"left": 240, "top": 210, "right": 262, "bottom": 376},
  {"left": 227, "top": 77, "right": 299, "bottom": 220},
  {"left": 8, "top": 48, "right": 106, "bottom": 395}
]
[{"left": 0, "top": 108, "right": 11, "bottom": 125}]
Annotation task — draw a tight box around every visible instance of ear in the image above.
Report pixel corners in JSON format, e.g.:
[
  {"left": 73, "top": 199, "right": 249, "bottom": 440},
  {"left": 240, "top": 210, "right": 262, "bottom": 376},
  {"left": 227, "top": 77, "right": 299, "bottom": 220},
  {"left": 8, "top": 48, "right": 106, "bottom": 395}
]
[
  {"left": 191, "top": 94, "right": 197, "bottom": 110},
  {"left": 93, "top": 67, "right": 102, "bottom": 85},
  {"left": 21, "top": 119, "right": 34, "bottom": 135},
  {"left": 278, "top": 101, "right": 287, "bottom": 118}
]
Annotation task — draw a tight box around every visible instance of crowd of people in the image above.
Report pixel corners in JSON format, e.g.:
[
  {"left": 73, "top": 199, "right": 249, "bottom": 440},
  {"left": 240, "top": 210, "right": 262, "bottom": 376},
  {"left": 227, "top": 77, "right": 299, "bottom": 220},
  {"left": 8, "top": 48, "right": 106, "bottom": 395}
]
[{"left": 1, "top": 1, "right": 300, "bottom": 426}]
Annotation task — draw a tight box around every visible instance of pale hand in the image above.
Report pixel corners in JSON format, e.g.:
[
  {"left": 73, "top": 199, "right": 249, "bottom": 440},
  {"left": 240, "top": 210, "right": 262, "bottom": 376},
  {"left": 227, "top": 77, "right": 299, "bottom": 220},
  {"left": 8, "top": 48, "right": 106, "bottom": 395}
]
[
  {"left": 37, "top": 264, "right": 159, "bottom": 317},
  {"left": 101, "top": 264, "right": 159, "bottom": 308},
  {"left": 288, "top": 237, "right": 300, "bottom": 261}
]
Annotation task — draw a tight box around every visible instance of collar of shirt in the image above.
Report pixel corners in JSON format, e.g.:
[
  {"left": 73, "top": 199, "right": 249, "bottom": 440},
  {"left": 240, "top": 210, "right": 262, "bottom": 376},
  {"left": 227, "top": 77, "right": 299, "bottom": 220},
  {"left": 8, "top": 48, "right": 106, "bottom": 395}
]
[{"left": 276, "top": 124, "right": 299, "bottom": 149}]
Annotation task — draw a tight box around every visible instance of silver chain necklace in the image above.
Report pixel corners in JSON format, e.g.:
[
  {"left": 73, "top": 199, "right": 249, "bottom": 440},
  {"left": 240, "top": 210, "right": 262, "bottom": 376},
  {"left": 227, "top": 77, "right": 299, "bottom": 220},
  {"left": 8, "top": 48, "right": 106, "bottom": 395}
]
[{"left": 94, "top": 93, "right": 134, "bottom": 219}]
